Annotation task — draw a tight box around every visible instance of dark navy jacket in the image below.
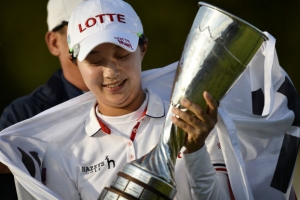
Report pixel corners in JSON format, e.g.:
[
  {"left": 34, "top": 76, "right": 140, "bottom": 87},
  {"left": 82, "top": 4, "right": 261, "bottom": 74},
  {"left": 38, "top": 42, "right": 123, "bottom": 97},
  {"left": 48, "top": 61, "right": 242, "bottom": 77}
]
[
  {"left": 0, "top": 69, "right": 83, "bottom": 199},
  {"left": 0, "top": 70, "right": 83, "bottom": 131}
]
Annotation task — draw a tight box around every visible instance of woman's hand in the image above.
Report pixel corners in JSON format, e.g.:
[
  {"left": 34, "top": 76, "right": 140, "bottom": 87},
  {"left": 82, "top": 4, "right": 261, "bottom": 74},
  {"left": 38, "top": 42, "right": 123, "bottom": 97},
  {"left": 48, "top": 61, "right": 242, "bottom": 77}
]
[{"left": 171, "top": 91, "right": 218, "bottom": 154}]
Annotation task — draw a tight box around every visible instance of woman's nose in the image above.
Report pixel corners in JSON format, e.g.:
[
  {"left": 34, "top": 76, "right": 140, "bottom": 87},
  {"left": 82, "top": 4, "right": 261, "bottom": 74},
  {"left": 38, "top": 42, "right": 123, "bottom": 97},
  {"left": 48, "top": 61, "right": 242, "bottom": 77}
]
[{"left": 103, "top": 61, "right": 120, "bottom": 78}]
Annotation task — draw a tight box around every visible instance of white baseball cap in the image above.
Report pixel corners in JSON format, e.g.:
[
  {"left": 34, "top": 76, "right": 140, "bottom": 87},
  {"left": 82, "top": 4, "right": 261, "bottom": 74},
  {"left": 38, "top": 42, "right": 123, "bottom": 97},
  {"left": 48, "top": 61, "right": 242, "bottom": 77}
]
[
  {"left": 67, "top": 0, "right": 143, "bottom": 61},
  {"left": 47, "top": 0, "right": 85, "bottom": 31}
]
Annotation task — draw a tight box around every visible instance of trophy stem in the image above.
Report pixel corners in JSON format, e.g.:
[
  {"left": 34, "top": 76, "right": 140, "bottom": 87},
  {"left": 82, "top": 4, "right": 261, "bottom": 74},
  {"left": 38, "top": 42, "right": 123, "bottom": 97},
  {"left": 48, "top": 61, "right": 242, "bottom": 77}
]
[{"left": 133, "top": 105, "right": 185, "bottom": 186}]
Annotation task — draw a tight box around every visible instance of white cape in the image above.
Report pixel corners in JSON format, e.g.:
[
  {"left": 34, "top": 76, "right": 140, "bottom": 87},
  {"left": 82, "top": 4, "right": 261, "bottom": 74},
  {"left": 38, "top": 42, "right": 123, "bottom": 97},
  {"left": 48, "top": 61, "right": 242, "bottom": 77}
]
[{"left": 0, "top": 32, "right": 299, "bottom": 200}]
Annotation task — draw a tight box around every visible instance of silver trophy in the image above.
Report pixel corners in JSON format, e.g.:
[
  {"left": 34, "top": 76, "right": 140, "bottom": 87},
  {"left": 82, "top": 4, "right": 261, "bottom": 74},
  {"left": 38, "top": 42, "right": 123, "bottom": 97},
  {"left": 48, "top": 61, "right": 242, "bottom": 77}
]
[{"left": 99, "top": 2, "right": 268, "bottom": 200}]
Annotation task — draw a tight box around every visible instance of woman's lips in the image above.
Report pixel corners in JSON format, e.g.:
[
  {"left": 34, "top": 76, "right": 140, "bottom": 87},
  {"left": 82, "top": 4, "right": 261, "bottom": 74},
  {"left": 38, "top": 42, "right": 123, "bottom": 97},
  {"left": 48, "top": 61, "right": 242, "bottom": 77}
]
[{"left": 104, "top": 79, "right": 126, "bottom": 92}]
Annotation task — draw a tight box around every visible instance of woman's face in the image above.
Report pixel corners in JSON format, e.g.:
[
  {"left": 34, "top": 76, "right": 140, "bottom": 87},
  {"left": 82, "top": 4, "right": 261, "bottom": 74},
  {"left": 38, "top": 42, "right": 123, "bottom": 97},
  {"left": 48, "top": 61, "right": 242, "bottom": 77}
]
[{"left": 77, "top": 42, "right": 147, "bottom": 115}]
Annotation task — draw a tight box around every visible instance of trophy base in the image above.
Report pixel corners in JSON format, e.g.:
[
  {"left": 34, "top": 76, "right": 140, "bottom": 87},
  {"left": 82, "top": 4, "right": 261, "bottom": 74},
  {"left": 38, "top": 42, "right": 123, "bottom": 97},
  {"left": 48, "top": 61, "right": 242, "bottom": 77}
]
[{"left": 98, "top": 163, "right": 176, "bottom": 200}]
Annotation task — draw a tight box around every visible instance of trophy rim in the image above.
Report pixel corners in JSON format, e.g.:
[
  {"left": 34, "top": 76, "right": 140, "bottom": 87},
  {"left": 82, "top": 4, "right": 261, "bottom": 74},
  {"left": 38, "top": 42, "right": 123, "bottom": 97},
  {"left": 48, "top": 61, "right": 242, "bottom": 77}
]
[{"left": 198, "top": 1, "right": 269, "bottom": 41}]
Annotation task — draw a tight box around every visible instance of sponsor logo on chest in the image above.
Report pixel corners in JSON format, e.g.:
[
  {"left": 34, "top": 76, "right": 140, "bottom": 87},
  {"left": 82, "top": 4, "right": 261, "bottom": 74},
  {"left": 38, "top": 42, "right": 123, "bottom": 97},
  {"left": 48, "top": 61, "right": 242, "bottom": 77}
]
[{"left": 81, "top": 155, "right": 116, "bottom": 175}]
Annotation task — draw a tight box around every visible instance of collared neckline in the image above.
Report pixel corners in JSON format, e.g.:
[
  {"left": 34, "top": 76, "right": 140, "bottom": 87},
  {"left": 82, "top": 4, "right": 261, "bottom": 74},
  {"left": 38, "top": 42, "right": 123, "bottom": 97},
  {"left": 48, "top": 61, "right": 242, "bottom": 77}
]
[{"left": 84, "top": 88, "right": 166, "bottom": 137}]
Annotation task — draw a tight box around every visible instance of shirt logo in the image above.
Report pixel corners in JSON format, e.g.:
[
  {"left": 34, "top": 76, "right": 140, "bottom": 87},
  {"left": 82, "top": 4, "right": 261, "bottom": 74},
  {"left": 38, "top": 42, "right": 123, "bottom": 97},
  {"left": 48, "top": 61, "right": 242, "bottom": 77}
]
[{"left": 81, "top": 155, "right": 115, "bottom": 175}]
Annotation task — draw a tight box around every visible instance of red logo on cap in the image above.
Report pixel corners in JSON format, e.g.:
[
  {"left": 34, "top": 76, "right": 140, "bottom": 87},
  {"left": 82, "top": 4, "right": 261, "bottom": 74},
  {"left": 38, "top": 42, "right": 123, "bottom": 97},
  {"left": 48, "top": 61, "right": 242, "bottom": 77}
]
[
  {"left": 78, "top": 13, "right": 126, "bottom": 33},
  {"left": 114, "top": 37, "right": 133, "bottom": 50}
]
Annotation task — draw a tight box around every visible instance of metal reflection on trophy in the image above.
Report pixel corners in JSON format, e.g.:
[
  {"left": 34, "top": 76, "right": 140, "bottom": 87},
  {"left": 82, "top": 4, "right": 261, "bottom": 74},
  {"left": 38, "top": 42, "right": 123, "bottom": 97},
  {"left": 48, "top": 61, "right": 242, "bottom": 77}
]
[{"left": 98, "top": 2, "right": 268, "bottom": 200}]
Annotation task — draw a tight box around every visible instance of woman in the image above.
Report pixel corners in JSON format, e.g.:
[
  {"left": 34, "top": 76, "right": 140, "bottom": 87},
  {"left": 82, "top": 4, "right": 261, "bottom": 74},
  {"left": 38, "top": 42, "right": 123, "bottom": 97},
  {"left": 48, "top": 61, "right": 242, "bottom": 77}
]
[{"left": 42, "top": 0, "right": 230, "bottom": 199}]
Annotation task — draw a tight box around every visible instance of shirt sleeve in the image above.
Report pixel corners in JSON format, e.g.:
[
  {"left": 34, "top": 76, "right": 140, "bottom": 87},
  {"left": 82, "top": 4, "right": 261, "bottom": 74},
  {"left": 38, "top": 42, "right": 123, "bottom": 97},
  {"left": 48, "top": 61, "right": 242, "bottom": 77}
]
[
  {"left": 42, "top": 143, "right": 81, "bottom": 200},
  {"left": 183, "top": 145, "right": 230, "bottom": 200}
]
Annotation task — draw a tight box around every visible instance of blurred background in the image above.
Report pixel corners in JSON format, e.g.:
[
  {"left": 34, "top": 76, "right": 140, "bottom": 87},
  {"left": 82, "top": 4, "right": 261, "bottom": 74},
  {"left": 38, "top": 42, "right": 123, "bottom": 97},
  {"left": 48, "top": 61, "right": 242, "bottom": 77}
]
[
  {"left": 1, "top": 0, "right": 300, "bottom": 113},
  {"left": 0, "top": 0, "right": 299, "bottom": 195}
]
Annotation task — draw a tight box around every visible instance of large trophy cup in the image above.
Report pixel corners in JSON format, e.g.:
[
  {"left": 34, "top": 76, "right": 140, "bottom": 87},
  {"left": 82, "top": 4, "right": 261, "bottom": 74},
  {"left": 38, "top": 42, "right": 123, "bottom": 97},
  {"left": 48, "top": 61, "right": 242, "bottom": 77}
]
[{"left": 99, "top": 2, "right": 268, "bottom": 200}]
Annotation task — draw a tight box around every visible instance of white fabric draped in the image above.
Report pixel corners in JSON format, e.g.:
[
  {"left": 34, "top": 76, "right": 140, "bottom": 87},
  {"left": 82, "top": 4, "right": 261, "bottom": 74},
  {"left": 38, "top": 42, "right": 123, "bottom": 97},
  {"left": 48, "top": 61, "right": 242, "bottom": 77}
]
[{"left": 0, "top": 32, "right": 298, "bottom": 200}]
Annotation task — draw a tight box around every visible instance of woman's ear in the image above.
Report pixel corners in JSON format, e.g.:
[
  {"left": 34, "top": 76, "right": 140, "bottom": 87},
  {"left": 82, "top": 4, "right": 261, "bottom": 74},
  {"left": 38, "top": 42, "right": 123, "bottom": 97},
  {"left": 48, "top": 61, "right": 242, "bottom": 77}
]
[{"left": 45, "top": 31, "right": 60, "bottom": 56}]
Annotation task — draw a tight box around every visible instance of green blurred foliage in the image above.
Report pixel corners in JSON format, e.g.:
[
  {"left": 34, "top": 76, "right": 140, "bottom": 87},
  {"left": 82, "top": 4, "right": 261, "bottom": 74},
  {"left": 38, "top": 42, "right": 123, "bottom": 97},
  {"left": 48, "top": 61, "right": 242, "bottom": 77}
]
[{"left": 0, "top": 0, "right": 300, "bottom": 113}]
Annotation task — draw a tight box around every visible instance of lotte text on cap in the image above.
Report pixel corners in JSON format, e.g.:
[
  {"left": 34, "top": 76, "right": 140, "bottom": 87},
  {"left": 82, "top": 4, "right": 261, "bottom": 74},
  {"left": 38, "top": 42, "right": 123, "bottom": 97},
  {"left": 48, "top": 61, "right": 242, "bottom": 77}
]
[{"left": 67, "top": 0, "right": 143, "bottom": 61}]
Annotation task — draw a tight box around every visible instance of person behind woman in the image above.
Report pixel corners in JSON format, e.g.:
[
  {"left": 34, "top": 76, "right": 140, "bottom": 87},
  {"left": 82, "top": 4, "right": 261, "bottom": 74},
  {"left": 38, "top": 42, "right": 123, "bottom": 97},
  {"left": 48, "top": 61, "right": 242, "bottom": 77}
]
[{"left": 0, "top": 0, "right": 86, "bottom": 199}]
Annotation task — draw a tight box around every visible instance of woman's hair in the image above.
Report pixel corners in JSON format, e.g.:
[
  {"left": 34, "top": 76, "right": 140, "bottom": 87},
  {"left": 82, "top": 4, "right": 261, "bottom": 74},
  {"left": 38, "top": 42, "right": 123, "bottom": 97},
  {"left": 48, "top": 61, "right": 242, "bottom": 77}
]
[{"left": 138, "top": 34, "right": 147, "bottom": 48}]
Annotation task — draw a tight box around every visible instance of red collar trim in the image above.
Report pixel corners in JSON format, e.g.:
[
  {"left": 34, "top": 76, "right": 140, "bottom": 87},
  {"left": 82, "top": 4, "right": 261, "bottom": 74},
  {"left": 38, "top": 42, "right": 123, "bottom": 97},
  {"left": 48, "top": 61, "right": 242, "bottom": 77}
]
[{"left": 95, "top": 104, "right": 147, "bottom": 141}]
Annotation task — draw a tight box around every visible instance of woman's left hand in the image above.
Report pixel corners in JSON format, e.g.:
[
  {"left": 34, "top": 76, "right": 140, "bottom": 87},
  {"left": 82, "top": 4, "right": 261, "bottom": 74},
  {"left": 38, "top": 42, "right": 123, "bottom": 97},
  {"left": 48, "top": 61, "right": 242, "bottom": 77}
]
[{"left": 171, "top": 91, "right": 218, "bottom": 154}]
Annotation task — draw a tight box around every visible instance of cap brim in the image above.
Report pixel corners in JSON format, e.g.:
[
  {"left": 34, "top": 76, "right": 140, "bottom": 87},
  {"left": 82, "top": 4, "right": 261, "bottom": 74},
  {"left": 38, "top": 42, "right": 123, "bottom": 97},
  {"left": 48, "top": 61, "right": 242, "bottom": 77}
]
[{"left": 78, "top": 29, "right": 139, "bottom": 61}]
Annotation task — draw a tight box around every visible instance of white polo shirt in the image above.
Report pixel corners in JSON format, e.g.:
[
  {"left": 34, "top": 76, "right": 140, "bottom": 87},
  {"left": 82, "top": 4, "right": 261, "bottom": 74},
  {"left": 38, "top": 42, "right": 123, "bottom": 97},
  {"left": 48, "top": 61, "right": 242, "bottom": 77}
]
[{"left": 42, "top": 88, "right": 229, "bottom": 200}]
